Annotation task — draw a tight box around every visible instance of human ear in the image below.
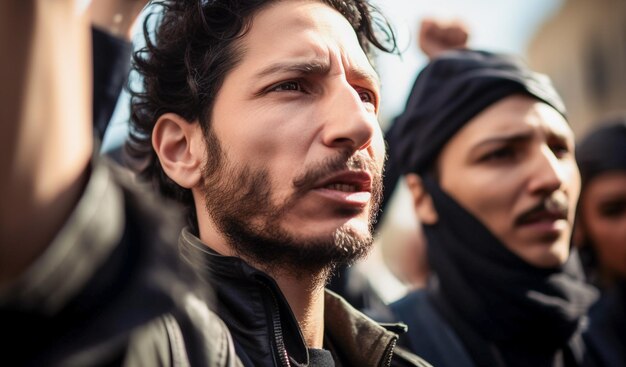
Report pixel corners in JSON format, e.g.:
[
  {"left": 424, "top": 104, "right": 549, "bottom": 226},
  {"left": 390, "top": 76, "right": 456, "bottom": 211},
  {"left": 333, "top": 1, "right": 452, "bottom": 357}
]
[
  {"left": 405, "top": 173, "right": 438, "bottom": 225},
  {"left": 152, "top": 113, "right": 204, "bottom": 189}
]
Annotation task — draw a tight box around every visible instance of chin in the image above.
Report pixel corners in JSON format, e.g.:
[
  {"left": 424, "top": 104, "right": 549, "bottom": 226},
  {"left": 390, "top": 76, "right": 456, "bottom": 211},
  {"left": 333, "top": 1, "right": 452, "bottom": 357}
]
[
  {"left": 523, "top": 243, "right": 570, "bottom": 269},
  {"left": 342, "top": 216, "right": 372, "bottom": 236},
  {"left": 291, "top": 214, "right": 371, "bottom": 238}
]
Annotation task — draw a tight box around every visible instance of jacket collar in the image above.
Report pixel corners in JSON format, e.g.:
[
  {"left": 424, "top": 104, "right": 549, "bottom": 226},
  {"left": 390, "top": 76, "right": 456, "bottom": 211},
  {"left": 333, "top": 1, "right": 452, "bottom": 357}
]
[
  {"left": 324, "top": 290, "right": 399, "bottom": 366},
  {"left": 178, "top": 228, "right": 399, "bottom": 366}
]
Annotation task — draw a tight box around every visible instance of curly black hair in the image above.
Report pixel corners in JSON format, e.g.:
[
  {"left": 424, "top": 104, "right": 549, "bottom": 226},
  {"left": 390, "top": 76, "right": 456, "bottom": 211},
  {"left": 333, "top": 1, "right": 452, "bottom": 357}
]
[{"left": 128, "top": 0, "right": 398, "bottom": 229}]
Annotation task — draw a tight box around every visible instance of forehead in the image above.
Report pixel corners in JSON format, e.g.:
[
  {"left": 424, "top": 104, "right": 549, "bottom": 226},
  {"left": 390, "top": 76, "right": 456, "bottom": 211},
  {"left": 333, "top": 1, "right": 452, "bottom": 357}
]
[
  {"left": 584, "top": 172, "right": 626, "bottom": 200},
  {"left": 235, "top": 0, "right": 376, "bottom": 80},
  {"left": 446, "top": 94, "right": 573, "bottom": 150}
]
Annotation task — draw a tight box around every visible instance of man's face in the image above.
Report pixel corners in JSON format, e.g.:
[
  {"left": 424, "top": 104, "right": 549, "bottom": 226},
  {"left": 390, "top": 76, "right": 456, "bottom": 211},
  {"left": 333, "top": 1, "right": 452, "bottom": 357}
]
[
  {"left": 437, "top": 95, "right": 580, "bottom": 268},
  {"left": 579, "top": 172, "right": 626, "bottom": 279},
  {"left": 198, "top": 0, "right": 385, "bottom": 273}
]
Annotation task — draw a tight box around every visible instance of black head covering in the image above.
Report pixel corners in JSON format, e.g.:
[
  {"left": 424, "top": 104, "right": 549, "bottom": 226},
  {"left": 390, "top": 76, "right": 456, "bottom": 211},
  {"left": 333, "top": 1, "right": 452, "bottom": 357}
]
[
  {"left": 379, "top": 49, "right": 566, "bottom": 222},
  {"left": 387, "top": 49, "right": 566, "bottom": 176},
  {"left": 576, "top": 117, "right": 626, "bottom": 186}
]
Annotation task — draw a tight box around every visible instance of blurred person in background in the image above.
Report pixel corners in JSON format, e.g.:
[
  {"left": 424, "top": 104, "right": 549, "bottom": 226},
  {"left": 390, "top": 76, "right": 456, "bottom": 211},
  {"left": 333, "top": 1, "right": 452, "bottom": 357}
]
[
  {"left": 575, "top": 118, "right": 626, "bottom": 367},
  {"left": 90, "top": 0, "right": 145, "bottom": 143},
  {"left": 385, "top": 49, "right": 598, "bottom": 367},
  {"left": 0, "top": 0, "right": 240, "bottom": 365}
]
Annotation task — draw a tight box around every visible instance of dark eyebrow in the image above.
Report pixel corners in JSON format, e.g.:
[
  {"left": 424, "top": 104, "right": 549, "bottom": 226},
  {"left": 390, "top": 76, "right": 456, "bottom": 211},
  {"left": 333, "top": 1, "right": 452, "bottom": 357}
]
[
  {"left": 254, "top": 60, "right": 380, "bottom": 90},
  {"left": 255, "top": 61, "right": 331, "bottom": 79},
  {"left": 348, "top": 67, "right": 381, "bottom": 91},
  {"left": 473, "top": 131, "right": 534, "bottom": 149}
]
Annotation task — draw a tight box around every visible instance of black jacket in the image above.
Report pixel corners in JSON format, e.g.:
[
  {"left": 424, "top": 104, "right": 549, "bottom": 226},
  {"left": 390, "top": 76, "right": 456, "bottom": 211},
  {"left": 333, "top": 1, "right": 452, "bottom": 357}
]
[
  {"left": 0, "top": 160, "right": 241, "bottom": 367},
  {"left": 583, "top": 282, "right": 626, "bottom": 367},
  {"left": 390, "top": 290, "right": 470, "bottom": 367},
  {"left": 179, "top": 228, "right": 431, "bottom": 367}
]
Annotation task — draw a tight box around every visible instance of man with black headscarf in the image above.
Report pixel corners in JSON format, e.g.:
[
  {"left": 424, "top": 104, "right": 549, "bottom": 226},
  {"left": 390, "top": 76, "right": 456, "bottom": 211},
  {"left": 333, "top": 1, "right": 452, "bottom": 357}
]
[{"left": 384, "top": 49, "right": 599, "bottom": 367}]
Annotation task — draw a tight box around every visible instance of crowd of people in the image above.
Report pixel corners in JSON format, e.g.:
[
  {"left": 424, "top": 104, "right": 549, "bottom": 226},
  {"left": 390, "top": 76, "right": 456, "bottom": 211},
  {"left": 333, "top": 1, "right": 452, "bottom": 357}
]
[{"left": 1, "top": 0, "right": 624, "bottom": 366}]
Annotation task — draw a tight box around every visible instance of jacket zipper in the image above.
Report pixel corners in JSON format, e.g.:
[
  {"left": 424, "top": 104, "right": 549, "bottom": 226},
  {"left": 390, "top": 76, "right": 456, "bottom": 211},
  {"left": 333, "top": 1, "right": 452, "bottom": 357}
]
[
  {"left": 381, "top": 337, "right": 397, "bottom": 367},
  {"left": 259, "top": 281, "right": 291, "bottom": 367}
]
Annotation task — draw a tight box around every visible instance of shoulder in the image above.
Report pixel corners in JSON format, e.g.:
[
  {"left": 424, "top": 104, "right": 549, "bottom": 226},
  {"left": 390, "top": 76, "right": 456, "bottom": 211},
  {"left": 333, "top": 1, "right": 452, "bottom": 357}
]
[
  {"left": 324, "top": 290, "right": 432, "bottom": 367},
  {"left": 85, "top": 161, "right": 242, "bottom": 367},
  {"left": 390, "top": 290, "right": 437, "bottom": 331},
  {"left": 583, "top": 287, "right": 626, "bottom": 367},
  {"left": 125, "top": 308, "right": 242, "bottom": 367},
  {"left": 390, "top": 290, "right": 474, "bottom": 367}
]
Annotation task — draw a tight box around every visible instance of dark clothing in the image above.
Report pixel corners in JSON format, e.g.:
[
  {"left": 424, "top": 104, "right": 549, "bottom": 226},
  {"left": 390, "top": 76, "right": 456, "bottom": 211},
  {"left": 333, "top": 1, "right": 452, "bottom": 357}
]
[
  {"left": 178, "top": 228, "right": 432, "bottom": 367},
  {"left": 576, "top": 119, "right": 626, "bottom": 187},
  {"left": 327, "top": 264, "right": 393, "bottom": 322},
  {"left": 305, "top": 349, "right": 335, "bottom": 367},
  {"left": 583, "top": 282, "right": 626, "bottom": 367},
  {"left": 0, "top": 160, "right": 240, "bottom": 366},
  {"left": 92, "top": 27, "right": 132, "bottom": 142},
  {"left": 392, "top": 286, "right": 592, "bottom": 367},
  {"left": 388, "top": 177, "right": 597, "bottom": 367},
  {"left": 391, "top": 290, "right": 475, "bottom": 367}
]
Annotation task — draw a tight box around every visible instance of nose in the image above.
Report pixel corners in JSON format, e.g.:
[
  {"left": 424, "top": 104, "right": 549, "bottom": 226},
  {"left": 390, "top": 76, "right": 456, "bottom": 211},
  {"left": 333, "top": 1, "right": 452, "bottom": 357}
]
[
  {"left": 320, "top": 80, "right": 378, "bottom": 152},
  {"left": 527, "top": 145, "right": 568, "bottom": 196}
]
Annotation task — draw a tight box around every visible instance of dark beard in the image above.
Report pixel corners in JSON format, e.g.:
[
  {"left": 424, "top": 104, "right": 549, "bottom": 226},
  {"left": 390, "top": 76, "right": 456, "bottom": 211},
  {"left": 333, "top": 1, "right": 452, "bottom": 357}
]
[{"left": 199, "top": 129, "right": 383, "bottom": 279}]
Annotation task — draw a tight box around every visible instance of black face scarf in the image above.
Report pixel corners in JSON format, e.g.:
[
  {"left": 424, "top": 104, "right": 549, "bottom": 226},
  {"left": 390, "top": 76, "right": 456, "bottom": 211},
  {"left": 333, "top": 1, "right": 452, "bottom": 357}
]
[{"left": 421, "top": 175, "right": 598, "bottom": 367}]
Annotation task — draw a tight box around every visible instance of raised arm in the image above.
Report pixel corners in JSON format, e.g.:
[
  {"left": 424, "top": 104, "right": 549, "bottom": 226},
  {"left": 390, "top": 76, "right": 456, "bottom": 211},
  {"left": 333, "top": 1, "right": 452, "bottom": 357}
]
[{"left": 0, "top": 0, "right": 92, "bottom": 285}]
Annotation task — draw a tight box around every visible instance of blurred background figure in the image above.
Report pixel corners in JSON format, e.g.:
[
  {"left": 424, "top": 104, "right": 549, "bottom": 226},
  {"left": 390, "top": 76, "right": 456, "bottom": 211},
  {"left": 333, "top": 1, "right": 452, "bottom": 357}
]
[
  {"left": 90, "top": 0, "right": 145, "bottom": 147},
  {"left": 575, "top": 118, "right": 626, "bottom": 367},
  {"left": 385, "top": 48, "right": 597, "bottom": 367}
]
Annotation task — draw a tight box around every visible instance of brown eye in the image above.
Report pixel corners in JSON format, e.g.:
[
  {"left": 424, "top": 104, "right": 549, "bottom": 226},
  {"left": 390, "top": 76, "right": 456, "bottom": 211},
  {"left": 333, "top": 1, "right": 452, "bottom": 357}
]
[
  {"left": 549, "top": 143, "right": 570, "bottom": 158},
  {"left": 482, "top": 147, "right": 516, "bottom": 162},
  {"left": 358, "top": 90, "right": 374, "bottom": 103},
  {"left": 271, "top": 81, "right": 302, "bottom": 92},
  {"left": 547, "top": 136, "right": 572, "bottom": 159},
  {"left": 598, "top": 199, "right": 626, "bottom": 219}
]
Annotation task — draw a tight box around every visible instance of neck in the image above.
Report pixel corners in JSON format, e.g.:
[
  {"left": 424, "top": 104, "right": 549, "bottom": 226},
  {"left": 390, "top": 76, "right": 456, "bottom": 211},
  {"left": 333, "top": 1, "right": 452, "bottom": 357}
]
[
  {"left": 274, "top": 273, "right": 327, "bottom": 348},
  {"left": 194, "top": 210, "right": 329, "bottom": 348}
]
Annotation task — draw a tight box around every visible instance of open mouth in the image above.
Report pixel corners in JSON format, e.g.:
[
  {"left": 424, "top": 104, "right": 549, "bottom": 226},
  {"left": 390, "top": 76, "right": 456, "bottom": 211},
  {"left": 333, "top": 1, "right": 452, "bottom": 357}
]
[
  {"left": 309, "top": 170, "right": 373, "bottom": 207},
  {"left": 323, "top": 183, "right": 361, "bottom": 192},
  {"left": 316, "top": 171, "right": 372, "bottom": 193}
]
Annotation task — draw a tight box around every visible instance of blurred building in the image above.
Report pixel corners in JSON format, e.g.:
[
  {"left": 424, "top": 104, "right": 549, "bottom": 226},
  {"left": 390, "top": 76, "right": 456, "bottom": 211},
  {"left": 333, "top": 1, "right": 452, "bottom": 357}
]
[{"left": 527, "top": 0, "right": 626, "bottom": 137}]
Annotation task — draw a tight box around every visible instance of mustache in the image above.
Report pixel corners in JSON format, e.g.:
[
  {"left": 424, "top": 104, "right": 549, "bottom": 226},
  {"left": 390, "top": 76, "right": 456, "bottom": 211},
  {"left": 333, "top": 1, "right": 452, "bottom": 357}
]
[
  {"left": 515, "top": 193, "right": 570, "bottom": 225},
  {"left": 292, "top": 150, "right": 381, "bottom": 193}
]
